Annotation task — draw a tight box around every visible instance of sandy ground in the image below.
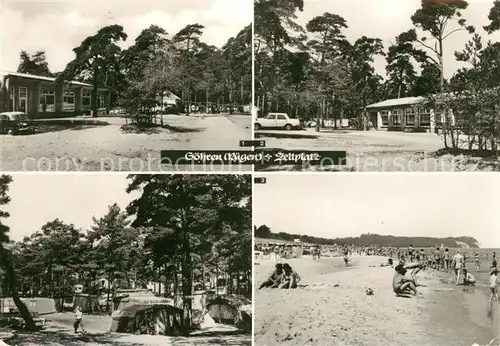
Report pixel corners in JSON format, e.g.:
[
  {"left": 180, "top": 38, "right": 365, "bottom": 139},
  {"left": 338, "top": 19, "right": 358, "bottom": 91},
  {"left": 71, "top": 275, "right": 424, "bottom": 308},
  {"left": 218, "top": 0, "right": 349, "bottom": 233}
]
[
  {"left": 254, "top": 255, "right": 498, "bottom": 346},
  {"left": 0, "top": 115, "right": 251, "bottom": 172},
  {"left": 1, "top": 312, "right": 250, "bottom": 346},
  {"left": 255, "top": 129, "right": 500, "bottom": 172}
]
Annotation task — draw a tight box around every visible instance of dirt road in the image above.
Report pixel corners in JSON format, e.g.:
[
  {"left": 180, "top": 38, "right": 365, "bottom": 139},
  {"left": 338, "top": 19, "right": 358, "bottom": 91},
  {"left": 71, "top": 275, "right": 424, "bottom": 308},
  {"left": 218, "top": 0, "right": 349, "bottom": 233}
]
[
  {"left": 0, "top": 115, "right": 251, "bottom": 171},
  {"left": 2, "top": 312, "right": 251, "bottom": 346},
  {"left": 255, "top": 130, "right": 500, "bottom": 172}
]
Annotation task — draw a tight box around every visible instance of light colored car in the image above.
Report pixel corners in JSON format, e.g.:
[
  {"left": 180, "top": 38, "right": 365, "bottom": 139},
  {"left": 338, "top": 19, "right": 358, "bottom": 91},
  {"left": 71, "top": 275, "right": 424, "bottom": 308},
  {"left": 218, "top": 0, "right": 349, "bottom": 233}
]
[{"left": 254, "top": 112, "right": 300, "bottom": 131}]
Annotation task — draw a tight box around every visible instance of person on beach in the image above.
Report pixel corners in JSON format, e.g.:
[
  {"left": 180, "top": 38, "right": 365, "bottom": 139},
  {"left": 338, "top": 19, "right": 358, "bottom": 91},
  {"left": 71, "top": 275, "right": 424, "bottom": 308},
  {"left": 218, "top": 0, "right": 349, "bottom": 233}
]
[
  {"left": 489, "top": 269, "right": 499, "bottom": 305},
  {"left": 443, "top": 248, "right": 451, "bottom": 272},
  {"left": 393, "top": 264, "right": 420, "bottom": 296},
  {"left": 474, "top": 252, "right": 480, "bottom": 272},
  {"left": 259, "top": 263, "right": 284, "bottom": 289},
  {"left": 406, "top": 256, "right": 424, "bottom": 286},
  {"left": 490, "top": 260, "right": 497, "bottom": 275},
  {"left": 343, "top": 247, "right": 349, "bottom": 267},
  {"left": 279, "top": 263, "right": 301, "bottom": 289},
  {"left": 462, "top": 269, "right": 476, "bottom": 286},
  {"left": 74, "top": 306, "right": 86, "bottom": 333},
  {"left": 408, "top": 244, "right": 415, "bottom": 261},
  {"left": 452, "top": 250, "right": 464, "bottom": 286},
  {"left": 434, "top": 247, "right": 441, "bottom": 270}
]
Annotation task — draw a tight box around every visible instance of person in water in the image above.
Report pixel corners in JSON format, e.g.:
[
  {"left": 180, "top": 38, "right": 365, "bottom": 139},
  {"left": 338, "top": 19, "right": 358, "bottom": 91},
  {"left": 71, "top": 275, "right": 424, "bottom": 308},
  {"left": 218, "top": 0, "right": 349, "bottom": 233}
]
[
  {"left": 279, "top": 263, "right": 301, "bottom": 289},
  {"left": 259, "top": 263, "right": 283, "bottom": 289},
  {"left": 393, "top": 264, "right": 419, "bottom": 296}
]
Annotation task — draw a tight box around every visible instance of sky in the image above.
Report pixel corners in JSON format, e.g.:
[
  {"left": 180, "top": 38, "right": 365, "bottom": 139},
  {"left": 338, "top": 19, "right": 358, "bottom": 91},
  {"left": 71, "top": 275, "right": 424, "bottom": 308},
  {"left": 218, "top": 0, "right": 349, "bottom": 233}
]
[
  {"left": 254, "top": 174, "right": 500, "bottom": 248},
  {"left": 3, "top": 174, "right": 140, "bottom": 241},
  {"left": 0, "top": 0, "right": 252, "bottom": 73},
  {"left": 296, "top": 0, "right": 500, "bottom": 79}
]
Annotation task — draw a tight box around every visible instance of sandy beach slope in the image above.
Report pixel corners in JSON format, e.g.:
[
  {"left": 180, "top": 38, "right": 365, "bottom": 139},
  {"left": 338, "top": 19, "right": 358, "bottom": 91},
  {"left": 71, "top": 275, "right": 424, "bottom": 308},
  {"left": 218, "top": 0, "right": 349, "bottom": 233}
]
[{"left": 254, "top": 254, "right": 498, "bottom": 346}]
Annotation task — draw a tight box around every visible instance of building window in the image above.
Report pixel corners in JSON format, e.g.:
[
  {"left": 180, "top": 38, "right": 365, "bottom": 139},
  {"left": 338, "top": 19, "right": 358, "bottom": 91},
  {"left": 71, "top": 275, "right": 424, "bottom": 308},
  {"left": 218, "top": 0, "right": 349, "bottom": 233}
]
[
  {"left": 435, "top": 110, "right": 443, "bottom": 125},
  {"left": 82, "top": 91, "right": 91, "bottom": 107},
  {"left": 380, "top": 110, "right": 389, "bottom": 126},
  {"left": 97, "top": 94, "right": 105, "bottom": 109},
  {"left": 39, "top": 88, "right": 55, "bottom": 112},
  {"left": 9, "top": 87, "right": 15, "bottom": 110},
  {"left": 63, "top": 91, "right": 75, "bottom": 111},
  {"left": 19, "top": 87, "right": 28, "bottom": 113},
  {"left": 419, "top": 108, "right": 431, "bottom": 126},
  {"left": 391, "top": 109, "right": 402, "bottom": 126},
  {"left": 405, "top": 108, "right": 416, "bottom": 126}
]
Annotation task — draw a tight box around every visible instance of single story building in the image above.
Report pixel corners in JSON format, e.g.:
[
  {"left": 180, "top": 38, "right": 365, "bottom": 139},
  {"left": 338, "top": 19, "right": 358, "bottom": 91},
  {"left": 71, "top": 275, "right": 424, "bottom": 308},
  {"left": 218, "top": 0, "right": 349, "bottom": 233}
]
[
  {"left": 366, "top": 96, "right": 455, "bottom": 132},
  {"left": 0, "top": 72, "right": 110, "bottom": 118}
]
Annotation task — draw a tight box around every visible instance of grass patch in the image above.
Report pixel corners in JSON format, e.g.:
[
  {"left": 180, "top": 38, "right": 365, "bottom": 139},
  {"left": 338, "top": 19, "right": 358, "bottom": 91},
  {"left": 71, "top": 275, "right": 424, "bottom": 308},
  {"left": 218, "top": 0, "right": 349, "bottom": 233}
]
[
  {"left": 431, "top": 147, "right": 499, "bottom": 158},
  {"left": 32, "top": 124, "right": 101, "bottom": 134},
  {"left": 121, "top": 123, "right": 203, "bottom": 134},
  {"left": 30, "top": 119, "right": 110, "bottom": 126},
  {"left": 255, "top": 132, "right": 319, "bottom": 139}
]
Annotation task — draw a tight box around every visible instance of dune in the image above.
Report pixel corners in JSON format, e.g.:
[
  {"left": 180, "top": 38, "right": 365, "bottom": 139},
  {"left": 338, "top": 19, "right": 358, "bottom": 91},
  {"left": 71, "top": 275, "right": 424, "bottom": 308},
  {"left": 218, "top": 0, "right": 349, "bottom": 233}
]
[{"left": 254, "top": 254, "right": 496, "bottom": 346}]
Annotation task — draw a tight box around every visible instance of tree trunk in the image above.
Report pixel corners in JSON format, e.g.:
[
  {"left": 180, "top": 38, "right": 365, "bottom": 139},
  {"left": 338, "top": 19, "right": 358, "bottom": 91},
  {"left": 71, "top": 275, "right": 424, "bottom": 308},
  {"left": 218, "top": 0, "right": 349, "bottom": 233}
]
[
  {"left": 0, "top": 247, "right": 37, "bottom": 330},
  {"left": 92, "top": 64, "right": 99, "bottom": 118},
  {"left": 182, "top": 240, "right": 192, "bottom": 336}
]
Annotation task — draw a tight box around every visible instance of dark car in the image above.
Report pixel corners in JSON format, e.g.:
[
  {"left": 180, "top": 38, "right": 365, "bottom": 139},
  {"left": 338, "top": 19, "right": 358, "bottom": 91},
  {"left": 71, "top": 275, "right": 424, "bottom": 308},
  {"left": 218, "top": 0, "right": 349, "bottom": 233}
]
[{"left": 0, "top": 111, "right": 33, "bottom": 135}]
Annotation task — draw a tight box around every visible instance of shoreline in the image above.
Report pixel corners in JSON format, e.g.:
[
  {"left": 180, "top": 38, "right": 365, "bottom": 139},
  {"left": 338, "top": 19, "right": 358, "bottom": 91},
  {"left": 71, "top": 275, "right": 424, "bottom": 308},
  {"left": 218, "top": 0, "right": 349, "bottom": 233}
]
[{"left": 255, "top": 254, "right": 498, "bottom": 346}]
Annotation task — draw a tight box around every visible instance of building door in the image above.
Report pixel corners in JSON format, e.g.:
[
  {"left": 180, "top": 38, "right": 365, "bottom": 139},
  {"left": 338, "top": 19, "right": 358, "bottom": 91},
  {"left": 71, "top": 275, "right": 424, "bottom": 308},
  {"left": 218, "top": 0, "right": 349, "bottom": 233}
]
[{"left": 19, "top": 87, "right": 28, "bottom": 113}]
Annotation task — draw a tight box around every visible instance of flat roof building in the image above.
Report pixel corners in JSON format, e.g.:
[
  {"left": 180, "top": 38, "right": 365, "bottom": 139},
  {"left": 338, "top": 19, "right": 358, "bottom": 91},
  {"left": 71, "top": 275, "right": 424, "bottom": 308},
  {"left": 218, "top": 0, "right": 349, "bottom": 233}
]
[
  {"left": 366, "top": 95, "right": 455, "bottom": 132},
  {"left": 0, "top": 71, "right": 110, "bottom": 118}
]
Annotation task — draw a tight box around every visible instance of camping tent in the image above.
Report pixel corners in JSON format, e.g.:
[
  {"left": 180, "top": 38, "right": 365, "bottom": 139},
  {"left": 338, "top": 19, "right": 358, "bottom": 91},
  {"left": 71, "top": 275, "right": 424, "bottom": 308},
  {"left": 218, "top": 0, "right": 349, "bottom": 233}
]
[
  {"left": 110, "top": 303, "right": 183, "bottom": 336},
  {"left": 206, "top": 295, "right": 251, "bottom": 325}
]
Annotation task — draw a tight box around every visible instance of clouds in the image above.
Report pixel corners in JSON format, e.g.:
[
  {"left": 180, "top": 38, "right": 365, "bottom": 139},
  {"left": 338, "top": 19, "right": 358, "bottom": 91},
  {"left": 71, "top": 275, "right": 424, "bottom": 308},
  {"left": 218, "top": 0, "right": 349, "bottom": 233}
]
[{"left": 0, "top": 0, "right": 252, "bottom": 72}]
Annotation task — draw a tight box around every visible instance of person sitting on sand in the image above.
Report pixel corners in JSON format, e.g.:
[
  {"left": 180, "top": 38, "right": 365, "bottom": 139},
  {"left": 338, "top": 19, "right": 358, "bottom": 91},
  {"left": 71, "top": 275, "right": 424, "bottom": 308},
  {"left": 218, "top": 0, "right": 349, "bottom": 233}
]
[
  {"left": 462, "top": 269, "right": 476, "bottom": 286},
  {"left": 393, "top": 264, "right": 419, "bottom": 296},
  {"left": 279, "top": 263, "right": 301, "bottom": 289},
  {"left": 259, "top": 263, "right": 284, "bottom": 289}
]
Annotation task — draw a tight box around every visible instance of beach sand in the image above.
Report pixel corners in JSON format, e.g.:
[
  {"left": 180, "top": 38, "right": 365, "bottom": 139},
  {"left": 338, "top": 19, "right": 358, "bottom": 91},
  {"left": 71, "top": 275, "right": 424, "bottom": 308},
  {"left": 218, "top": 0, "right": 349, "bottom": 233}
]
[{"left": 254, "top": 255, "right": 499, "bottom": 346}]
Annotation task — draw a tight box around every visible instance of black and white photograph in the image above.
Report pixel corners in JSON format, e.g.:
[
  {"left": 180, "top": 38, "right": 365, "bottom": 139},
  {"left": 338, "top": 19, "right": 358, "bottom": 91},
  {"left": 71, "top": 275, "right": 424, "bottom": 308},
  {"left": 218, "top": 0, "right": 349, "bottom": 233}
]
[
  {"left": 253, "top": 174, "right": 500, "bottom": 346},
  {"left": 0, "top": 173, "right": 252, "bottom": 345},
  {"left": 254, "top": 0, "right": 500, "bottom": 171},
  {"left": 0, "top": 0, "right": 252, "bottom": 172}
]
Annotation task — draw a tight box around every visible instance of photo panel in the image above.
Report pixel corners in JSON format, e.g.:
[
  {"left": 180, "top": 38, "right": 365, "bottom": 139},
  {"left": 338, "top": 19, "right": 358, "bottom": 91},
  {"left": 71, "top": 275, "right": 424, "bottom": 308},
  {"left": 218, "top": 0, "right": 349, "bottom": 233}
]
[
  {"left": 253, "top": 173, "right": 500, "bottom": 346},
  {"left": 0, "top": 173, "right": 252, "bottom": 345},
  {"left": 253, "top": 0, "right": 500, "bottom": 172},
  {"left": 0, "top": 0, "right": 253, "bottom": 172}
]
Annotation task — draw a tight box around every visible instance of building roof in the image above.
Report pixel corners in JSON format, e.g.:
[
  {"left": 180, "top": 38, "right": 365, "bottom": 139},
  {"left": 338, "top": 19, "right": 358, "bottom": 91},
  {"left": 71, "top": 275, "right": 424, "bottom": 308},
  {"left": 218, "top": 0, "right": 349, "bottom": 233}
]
[
  {"left": 366, "top": 96, "right": 427, "bottom": 109},
  {"left": 1, "top": 71, "right": 93, "bottom": 87}
]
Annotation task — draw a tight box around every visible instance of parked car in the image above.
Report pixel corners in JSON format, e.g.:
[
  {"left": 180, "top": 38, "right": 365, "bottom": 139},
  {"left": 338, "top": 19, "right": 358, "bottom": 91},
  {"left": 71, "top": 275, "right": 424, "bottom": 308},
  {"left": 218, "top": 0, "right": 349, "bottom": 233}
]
[
  {"left": 0, "top": 111, "right": 33, "bottom": 135},
  {"left": 8, "top": 310, "right": 46, "bottom": 329},
  {"left": 254, "top": 112, "right": 301, "bottom": 131},
  {"left": 109, "top": 107, "right": 126, "bottom": 115}
]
